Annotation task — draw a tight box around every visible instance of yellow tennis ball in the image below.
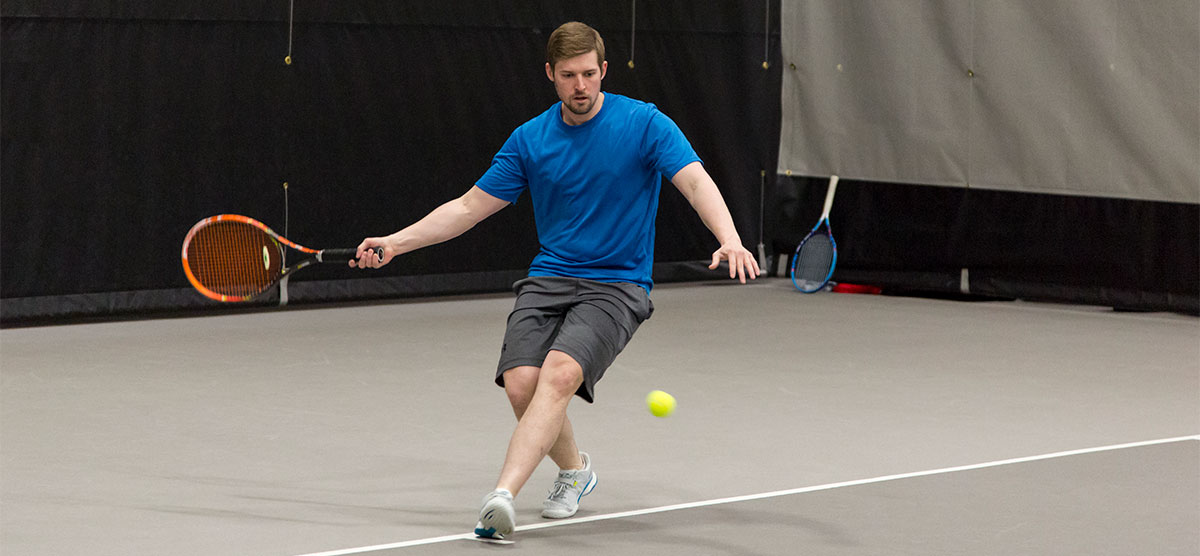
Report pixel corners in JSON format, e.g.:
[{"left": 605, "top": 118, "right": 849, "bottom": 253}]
[{"left": 646, "top": 390, "right": 676, "bottom": 417}]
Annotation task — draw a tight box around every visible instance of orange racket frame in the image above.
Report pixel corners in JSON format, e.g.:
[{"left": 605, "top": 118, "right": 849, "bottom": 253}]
[{"left": 181, "top": 214, "right": 369, "bottom": 303}]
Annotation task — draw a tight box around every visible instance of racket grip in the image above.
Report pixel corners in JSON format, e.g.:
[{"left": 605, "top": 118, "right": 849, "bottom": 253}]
[{"left": 319, "top": 247, "right": 383, "bottom": 263}]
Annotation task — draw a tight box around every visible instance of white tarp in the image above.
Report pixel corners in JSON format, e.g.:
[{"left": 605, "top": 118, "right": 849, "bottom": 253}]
[{"left": 778, "top": 0, "right": 1199, "bottom": 203}]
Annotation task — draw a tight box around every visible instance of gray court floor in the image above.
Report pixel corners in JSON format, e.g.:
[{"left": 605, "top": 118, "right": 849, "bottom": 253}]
[{"left": 2, "top": 279, "right": 1197, "bottom": 555}]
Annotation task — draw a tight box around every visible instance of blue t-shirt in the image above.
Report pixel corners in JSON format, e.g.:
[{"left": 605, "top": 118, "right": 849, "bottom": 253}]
[{"left": 476, "top": 93, "right": 700, "bottom": 292}]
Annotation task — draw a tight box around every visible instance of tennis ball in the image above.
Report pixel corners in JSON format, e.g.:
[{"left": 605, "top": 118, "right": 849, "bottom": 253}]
[{"left": 646, "top": 390, "right": 676, "bottom": 417}]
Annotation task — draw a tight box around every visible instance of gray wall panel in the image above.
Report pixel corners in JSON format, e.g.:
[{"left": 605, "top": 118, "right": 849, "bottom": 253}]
[{"left": 779, "top": 0, "right": 1199, "bottom": 203}]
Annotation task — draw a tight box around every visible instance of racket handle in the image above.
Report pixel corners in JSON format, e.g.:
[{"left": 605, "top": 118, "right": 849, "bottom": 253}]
[
  {"left": 821, "top": 175, "right": 839, "bottom": 217},
  {"left": 318, "top": 247, "right": 383, "bottom": 263}
]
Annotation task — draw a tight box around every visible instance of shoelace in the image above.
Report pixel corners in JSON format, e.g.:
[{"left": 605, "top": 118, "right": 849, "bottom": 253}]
[{"left": 547, "top": 479, "right": 574, "bottom": 500}]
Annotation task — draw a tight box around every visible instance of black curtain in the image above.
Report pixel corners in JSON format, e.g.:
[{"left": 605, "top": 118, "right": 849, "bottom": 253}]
[
  {"left": 1, "top": 1, "right": 783, "bottom": 322},
  {"left": 6, "top": 1, "right": 1191, "bottom": 322},
  {"left": 771, "top": 176, "right": 1199, "bottom": 314}
]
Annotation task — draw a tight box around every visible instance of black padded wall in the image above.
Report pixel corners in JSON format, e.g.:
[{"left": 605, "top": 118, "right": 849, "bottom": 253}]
[
  {"left": 1, "top": 1, "right": 783, "bottom": 322},
  {"left": 4, "top": 1, "right": 1191, "bottom": 323},
  {"left": 772, "top": 176, "right": 1199, "bottom": 314}
]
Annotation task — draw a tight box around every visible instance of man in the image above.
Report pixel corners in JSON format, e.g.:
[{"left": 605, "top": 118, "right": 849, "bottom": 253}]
[{"left": 350, "top": 21, "right": 758, "bottom": 539}]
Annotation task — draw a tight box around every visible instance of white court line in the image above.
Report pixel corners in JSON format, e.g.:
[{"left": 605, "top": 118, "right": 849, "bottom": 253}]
[{"left": 293, "top": 435, "right": 1199, "bottom": 556}]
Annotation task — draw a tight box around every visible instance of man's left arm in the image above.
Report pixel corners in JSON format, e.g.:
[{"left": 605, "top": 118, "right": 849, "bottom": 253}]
[{"left": 670, "top": 161, "right": 760, "bottom": 283}]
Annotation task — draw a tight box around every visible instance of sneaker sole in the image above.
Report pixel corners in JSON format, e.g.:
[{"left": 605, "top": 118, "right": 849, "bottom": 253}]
[
  {"left": 474, "top": 524, "right": 506, "bottom": 540},
  {"left": 541, "top": 472, "right": 598, "bottom": 519},
  {"left": 475, "top": 498, "right": 515, "bottom": 539}
]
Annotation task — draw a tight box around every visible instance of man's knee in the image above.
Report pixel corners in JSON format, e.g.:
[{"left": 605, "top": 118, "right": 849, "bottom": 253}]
[
  {"left": 538, "top": 351, "right": 584, "bottom": 397},
  {"left": 503, "top": 366, "right": 539, "bottom": 413}
]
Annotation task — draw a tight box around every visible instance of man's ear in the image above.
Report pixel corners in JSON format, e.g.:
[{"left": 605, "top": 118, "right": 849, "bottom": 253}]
[
  {"left": 545, "top": 62, "right": 554, "bottom": 82},
  {"left": 600, "top": 60, "right": 608, "bottom": 80}
]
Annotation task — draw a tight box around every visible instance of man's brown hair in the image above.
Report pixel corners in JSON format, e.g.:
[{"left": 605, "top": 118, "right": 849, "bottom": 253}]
[{"left": 546, "top": 21, "right": 605, "bottom": 69}]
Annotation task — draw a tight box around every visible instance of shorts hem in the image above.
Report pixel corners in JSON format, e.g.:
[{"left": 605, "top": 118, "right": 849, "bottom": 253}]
[
  {"left": 495, "top": 357, "right": 550, "bottom": 387},
  {"left": 494, "top": 351, "right": 597, "bottom": 404}
]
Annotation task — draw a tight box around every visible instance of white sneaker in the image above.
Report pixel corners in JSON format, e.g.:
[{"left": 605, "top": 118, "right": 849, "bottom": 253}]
[
  {"left": 475, "top": 488, "right": 515, "bottom": 539},
  {"left": 541, "top": 452, "right": 597, "bottom": 519}
]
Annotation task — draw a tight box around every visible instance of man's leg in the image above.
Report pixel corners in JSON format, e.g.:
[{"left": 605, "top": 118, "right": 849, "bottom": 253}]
[
  {"left": 494, "top": 350, "right": 583, "bottom": 497},
  {"left": 502, "top": 365, "right": 584, "bottom": 474}
]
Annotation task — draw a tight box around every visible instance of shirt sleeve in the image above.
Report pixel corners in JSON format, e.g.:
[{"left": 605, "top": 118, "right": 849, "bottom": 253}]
[
  {"left": 643, "top": 109, "right": 702, "bottom": 179},
  {"left": 476, "top": 130, "right": 528, "bottom": 204}
]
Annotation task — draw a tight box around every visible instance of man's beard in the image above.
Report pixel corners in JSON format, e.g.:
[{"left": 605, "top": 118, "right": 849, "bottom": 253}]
[{"left": 565, "top": 95, "right": 596, "bottom": 115}]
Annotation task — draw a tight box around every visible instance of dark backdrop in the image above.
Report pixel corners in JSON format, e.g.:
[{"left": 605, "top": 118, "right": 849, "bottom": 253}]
[
  {"left": 772, "top": 176, "right": 1198, "bottom": 313},
  {"left": 1, "top": 1, "right": 783, "bottom": 321},
  {"left": 2, "top": 1, "right": 1195, "bottom": 323}
]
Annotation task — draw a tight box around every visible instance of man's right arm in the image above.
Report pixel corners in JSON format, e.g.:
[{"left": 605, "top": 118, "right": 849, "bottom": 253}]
[{"left": 351, "top": 185, "right": 510, "bottom": 268}]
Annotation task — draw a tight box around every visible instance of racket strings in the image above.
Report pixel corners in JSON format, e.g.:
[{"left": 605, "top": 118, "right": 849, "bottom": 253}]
[
  {"left": 187, "top": 222, "right": 275, "bottom": 297},
  {"left": 794, "top": 233, "right": 834, "bottom": 289}
]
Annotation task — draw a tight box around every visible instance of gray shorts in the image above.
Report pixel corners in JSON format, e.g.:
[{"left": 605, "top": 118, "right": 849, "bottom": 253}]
[{"left": 495, "top": 276, "right": 654, "bottom": 403}]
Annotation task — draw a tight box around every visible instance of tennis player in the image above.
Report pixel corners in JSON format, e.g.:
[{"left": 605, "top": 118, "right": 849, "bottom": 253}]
[{"left": 351, "top": 21, "right": 759, "bottom": 539}]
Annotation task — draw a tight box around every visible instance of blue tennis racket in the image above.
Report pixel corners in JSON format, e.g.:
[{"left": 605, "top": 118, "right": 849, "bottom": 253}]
[{"left": 791, "top": 175, "right": 839, "bottom": 293}]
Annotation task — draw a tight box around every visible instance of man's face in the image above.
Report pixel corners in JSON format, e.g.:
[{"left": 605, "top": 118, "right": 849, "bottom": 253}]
[{"left": 546, "top": 51, "right": 607, "bottom": 124}]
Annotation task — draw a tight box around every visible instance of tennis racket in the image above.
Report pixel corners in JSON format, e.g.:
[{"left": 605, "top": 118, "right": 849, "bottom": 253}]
[
  {"left": 181, "top": 214, "right": 381, "bottom": 302},
  {"left": 790, "top": 175, "right": 839, "bottom": 293}
]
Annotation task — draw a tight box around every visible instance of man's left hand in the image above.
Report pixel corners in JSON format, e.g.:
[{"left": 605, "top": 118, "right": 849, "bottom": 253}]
[{"left": 709, "top": 242, "right": 760, "bottom": 284}]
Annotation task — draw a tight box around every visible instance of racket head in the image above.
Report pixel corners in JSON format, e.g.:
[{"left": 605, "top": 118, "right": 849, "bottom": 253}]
[
  {"left": 790, "top": 222, "right": 838, "bottom": 293},
  {"left": 181, "top": 215, "right": 290, "bottom": 302}
]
